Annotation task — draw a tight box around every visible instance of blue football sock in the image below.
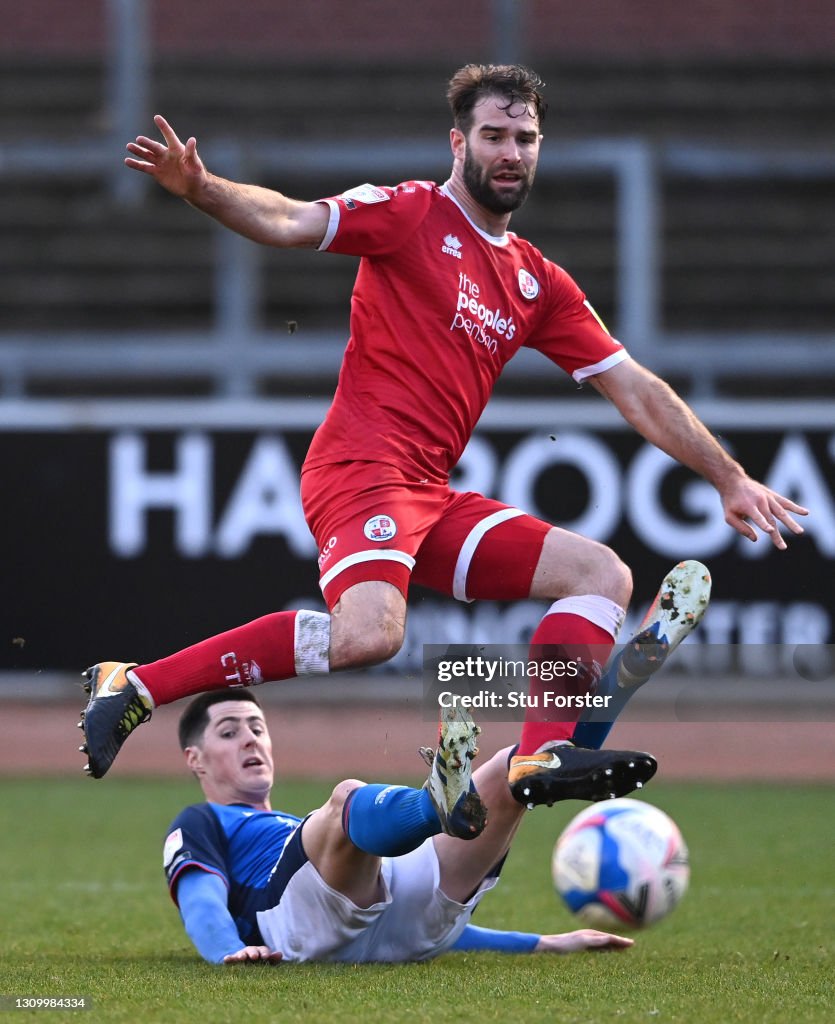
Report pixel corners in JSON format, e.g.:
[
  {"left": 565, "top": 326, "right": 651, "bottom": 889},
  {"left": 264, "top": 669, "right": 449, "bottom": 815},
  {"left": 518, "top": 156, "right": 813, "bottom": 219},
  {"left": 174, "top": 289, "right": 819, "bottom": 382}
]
[
  {"left": 573, "top": 640, "right": 661, "bottom": 749},
  {"left": 572, "top": 646, "right": 632, "bottom": 749},
  {"left": 343, "top": 784, "right": 440, "bottom": 858}
]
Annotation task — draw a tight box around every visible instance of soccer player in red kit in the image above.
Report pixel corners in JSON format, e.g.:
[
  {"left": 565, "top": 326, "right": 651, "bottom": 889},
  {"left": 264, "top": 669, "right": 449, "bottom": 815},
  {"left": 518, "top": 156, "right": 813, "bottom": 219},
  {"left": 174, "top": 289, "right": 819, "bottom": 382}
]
[{"left": 81, "top": 65, "right": 806, "bottom": 808}]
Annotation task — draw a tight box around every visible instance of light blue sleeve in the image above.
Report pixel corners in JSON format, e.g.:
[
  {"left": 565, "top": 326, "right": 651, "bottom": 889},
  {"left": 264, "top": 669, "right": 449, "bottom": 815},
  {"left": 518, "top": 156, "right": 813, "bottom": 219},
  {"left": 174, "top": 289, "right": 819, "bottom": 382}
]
[
  {"left": 451, "top": 924, "right": 540, "bottom": 954},
  {"left": 176, "top": 869, "right": 245, "bottom": 964}
]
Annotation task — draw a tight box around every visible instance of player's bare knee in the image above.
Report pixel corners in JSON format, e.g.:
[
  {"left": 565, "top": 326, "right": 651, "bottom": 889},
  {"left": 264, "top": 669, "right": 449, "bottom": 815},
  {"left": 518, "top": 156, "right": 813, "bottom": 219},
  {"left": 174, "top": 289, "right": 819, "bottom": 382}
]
[
  {"left": 365, "top": 616, "right": 405, "bottom": 663},
  {"left": 329, "top": 583, "right": 406, "bottom": 669},
  {"left": 604, "top": 549, "right": 632, "bottom": 607},
  {"left": 302, "top": 780, "right": 367, "bottom": 862},
  {"left": 331, "top": 778, "right": 366, "bottom": 809},
  {"left": 332, "top": 617, "right": 404, "bottom": 668},
  {"left": 578, "top": 541, "right": 632, "bottom": 605},
  {"left": 321, "top": 780, "right": 366, "bottom": 830},
  {"left": 536, "top": 531, "right": 631, "bottom": 606}
]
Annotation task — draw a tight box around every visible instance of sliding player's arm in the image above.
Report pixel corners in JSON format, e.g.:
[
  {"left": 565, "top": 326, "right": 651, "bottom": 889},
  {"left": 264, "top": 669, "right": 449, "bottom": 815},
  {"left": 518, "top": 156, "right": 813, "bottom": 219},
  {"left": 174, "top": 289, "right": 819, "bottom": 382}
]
[
  {"left": 125, "top": 114, "right": 328, "bottom": 249},
  {"left": 452, "top": 924, "right": 633, "bottom": 954},
  {"left": 176, "top": 869, "right": 281, "bottom": 964}
]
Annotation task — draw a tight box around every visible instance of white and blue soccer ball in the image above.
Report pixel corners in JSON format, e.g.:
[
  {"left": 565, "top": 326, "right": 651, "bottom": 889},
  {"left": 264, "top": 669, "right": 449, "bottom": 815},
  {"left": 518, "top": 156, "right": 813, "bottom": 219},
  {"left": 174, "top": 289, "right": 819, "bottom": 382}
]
[{"left": 551, "top": 798, "right": 690, "bottom": 929}]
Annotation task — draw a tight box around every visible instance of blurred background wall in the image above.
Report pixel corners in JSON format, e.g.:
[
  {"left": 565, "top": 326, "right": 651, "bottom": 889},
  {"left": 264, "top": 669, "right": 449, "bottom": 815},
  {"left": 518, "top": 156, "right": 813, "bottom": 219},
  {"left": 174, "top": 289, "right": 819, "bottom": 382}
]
[{"left": 1, "top": 2, "right": 833, "bottom": 701}]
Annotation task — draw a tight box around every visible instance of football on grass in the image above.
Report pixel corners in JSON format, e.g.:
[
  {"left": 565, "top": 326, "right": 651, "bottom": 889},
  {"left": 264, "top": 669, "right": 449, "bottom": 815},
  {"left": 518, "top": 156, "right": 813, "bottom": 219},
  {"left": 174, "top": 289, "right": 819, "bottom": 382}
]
[{"left": 551, "top": 798, "right": 689, "bottom": 928}]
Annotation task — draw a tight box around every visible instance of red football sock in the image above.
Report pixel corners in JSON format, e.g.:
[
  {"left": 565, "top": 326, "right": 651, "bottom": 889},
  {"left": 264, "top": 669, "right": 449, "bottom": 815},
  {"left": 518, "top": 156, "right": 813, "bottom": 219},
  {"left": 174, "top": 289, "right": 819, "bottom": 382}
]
[
  {"left": 517, "top": 610, "right": 616, "bottom": 755},
  {"left": 132, "top": 611, "right": 300, "bottom": 706}
]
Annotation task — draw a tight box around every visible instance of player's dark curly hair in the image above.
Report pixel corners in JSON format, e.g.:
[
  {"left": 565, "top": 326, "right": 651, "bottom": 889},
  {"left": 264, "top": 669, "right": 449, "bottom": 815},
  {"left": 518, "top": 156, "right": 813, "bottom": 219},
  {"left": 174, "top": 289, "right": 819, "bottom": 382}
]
[
  {"left": 178, "top": 688, "right": 262, "bottom": 749},
  {"left": 447, "top": 63, "right": 547, "bottom": 134}
]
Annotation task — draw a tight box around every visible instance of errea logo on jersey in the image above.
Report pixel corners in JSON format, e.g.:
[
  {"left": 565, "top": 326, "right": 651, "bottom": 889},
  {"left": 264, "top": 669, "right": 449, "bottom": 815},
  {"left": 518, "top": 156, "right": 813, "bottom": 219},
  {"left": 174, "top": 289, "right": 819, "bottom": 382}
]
[
  {"left": 518, "top": 268, "right": 540, "bottom": 300},
  {"left": 442, "top": 234, "right": 463, "bottom": 259}
]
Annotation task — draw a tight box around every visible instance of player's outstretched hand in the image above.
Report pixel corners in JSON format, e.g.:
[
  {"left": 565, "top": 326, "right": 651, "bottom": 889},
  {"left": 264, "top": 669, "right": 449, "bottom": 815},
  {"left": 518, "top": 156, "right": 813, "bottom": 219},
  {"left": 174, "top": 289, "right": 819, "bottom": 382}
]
[
  {"left": 222, "top": 945, "right": 283, "bottom": 964},
  {"left": 535, "top": 929, "right": 634, "bottom": 954},
  {"left": 125, "top": 114, "right": 207, "bottom": 200},
  {"left": 720, "top": 475, "right": 808, "bottom": 550}
]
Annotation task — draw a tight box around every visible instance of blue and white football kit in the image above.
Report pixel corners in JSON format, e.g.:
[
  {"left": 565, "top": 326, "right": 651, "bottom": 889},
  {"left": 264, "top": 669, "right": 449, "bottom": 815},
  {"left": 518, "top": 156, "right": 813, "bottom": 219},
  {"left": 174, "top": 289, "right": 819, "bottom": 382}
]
[
  {"left": 164, "top": 802, "right": 305, "bottom": 956},
  {"left": 164, "top": 801, "right": 538, "bottom": 963}
]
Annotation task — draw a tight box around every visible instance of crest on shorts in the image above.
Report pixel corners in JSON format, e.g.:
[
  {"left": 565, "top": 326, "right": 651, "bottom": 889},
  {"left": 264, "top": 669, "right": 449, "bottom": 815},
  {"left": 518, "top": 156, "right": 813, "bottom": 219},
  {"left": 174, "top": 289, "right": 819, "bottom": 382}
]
[
  {"left": 364, "top": 515, "right": 397, "bottom": 542},
  {"left": 518, "top": 268, "right": 540, "bottom": 299}
]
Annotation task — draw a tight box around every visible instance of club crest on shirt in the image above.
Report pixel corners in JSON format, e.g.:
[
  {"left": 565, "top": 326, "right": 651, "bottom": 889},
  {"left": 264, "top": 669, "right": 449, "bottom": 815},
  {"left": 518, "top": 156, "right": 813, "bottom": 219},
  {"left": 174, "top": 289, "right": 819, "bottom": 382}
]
[
  {"left": 518, "top": 268, "right": 540, "bottom": 300},
  {"left": 364, "top": 515, "right": 397, "bottom": 542}
]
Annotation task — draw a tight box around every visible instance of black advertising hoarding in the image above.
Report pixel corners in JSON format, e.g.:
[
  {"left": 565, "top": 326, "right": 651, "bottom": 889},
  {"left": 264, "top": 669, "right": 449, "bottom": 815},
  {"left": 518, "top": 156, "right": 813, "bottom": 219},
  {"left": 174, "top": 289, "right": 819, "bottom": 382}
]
[{"left": 2, "top": 399, "right": 832, "bottom": 672}]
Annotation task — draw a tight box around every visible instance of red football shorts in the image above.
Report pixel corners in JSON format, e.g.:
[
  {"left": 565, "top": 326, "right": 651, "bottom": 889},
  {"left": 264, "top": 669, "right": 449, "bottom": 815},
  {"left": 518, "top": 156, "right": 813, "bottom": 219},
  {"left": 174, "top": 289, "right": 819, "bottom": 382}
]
[{"left": 301, "top": 461, "right": 551, "bottom": 610}]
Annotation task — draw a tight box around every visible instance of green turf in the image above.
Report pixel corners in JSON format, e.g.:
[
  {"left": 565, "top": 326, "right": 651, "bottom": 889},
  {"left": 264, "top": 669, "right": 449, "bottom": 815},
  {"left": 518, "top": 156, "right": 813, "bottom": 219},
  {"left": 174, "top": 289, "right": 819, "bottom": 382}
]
[{"left": 0, "top": 778, "right": 832, "bottom": 1023}]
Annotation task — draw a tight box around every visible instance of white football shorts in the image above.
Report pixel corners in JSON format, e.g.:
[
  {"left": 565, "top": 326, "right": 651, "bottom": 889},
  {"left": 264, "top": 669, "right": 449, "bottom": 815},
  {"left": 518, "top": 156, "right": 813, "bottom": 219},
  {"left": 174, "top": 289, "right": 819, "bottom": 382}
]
[{"left": 256, "top": 836, "right": 498, "bottom": 963}]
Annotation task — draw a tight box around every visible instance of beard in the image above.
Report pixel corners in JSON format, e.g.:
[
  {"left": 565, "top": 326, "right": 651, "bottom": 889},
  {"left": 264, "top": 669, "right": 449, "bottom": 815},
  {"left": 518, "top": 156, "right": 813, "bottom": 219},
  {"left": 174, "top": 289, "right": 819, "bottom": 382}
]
[{"left": 463, "top": 150, "right": 533, "bottom": 214}]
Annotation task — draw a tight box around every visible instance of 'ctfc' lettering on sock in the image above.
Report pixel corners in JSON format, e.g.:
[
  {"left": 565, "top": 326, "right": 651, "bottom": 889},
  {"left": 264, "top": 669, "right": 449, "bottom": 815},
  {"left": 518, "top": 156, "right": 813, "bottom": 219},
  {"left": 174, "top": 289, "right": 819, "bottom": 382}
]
[{"left": 220, "top": 652, "right": 264, "bottom": 686}]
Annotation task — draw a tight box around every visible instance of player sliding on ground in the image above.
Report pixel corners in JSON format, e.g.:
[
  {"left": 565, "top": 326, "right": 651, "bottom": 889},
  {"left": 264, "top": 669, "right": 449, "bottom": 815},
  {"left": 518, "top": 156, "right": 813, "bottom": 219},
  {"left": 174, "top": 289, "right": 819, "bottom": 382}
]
[
  {"left": 164, "top": 689, "right": 635, "bottom": 964},
  {"left": 80, "top": 64, "right": 805, "bottom": 806}
]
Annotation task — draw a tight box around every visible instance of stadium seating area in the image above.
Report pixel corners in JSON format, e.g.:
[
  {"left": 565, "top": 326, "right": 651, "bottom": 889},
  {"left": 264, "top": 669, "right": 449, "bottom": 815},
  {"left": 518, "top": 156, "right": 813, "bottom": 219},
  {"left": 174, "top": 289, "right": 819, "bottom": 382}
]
[{"left": 1, "top": 58, "right": 833, "bottom": 393}]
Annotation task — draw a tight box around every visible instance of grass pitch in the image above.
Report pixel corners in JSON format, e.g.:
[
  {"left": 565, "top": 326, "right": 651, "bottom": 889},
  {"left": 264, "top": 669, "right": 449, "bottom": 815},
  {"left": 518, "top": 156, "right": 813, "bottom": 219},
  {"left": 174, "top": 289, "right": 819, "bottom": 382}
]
[{"left": 0, "top": 777, "right": 831, "bottom": 1023}]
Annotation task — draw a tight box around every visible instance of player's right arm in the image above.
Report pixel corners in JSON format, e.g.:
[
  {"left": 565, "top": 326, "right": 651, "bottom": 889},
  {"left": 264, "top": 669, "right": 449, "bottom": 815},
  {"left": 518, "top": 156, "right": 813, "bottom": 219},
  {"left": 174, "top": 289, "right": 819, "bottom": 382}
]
[
  {"left": 125, "top": 114, "right": 329, "bottom": 249},
  {"left": 176, "top": 869, "right": 281, "bottom": 964}
]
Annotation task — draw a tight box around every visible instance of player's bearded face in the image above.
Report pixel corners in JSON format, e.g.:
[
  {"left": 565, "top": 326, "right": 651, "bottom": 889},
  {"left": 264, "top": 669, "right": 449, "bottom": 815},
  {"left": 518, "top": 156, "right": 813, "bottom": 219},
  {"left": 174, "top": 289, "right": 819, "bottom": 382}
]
[
  {"left": 461, "top": 130, "right": 536, "bottom": 214},
  {"left": 462, "top": 139, "right": 535, "bottom": 214}
]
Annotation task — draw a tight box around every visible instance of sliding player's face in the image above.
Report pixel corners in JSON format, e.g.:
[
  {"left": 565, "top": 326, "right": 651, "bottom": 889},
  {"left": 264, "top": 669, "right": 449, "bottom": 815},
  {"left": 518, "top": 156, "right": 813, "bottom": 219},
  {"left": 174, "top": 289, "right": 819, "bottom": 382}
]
[
  {"left": 186, "top": 701, "right": 274, "bottom": 804},
  {"left": 461, "top": 95, "right": 541, "bottom": 214}
]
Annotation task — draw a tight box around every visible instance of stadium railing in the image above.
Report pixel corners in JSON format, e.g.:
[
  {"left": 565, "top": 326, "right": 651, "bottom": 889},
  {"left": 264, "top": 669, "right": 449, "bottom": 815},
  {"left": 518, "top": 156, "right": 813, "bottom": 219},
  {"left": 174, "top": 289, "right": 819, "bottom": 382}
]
[{"left": 1, "top": 136, "right": 834, "bottom": 398}]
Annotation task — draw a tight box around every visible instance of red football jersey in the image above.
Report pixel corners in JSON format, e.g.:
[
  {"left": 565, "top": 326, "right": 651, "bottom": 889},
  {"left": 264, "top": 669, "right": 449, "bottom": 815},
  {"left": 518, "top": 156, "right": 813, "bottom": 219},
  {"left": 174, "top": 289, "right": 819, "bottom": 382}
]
[{"left": 304, "top": 181, "right": 627, "bottom": 481}]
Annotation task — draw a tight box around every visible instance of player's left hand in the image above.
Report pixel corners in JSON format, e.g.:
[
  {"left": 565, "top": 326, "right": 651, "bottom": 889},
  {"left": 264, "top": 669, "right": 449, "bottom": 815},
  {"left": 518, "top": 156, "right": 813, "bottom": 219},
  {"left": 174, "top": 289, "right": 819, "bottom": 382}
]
[
  {"left": 720, "top": 475, "right": 808, "bottom": 550},
  {"left": 223, "top": 945, "right": 283, "bottom": 964},
  {"left": 536, "top": 929, "right": 634, "bottom": 954}
]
